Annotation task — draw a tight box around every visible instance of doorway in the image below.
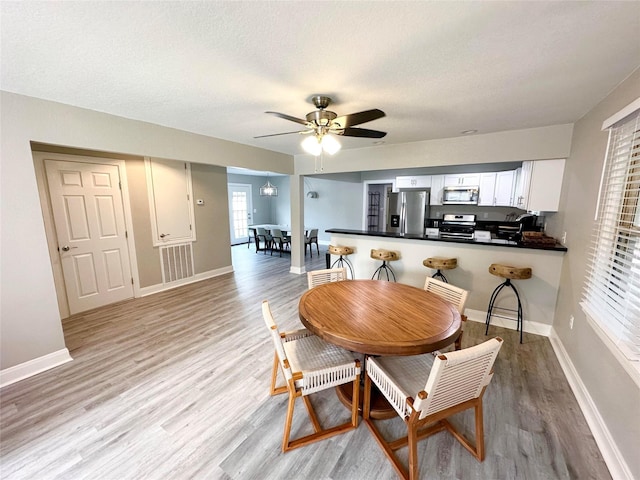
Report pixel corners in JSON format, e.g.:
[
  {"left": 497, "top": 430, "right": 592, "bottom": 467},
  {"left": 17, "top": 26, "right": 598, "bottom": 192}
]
[
  {"left": 228, "top": 183, "right": 253, "bottom": 245},
  {"left": 364, "top": 181, "right": 393, "bottom": 232}
]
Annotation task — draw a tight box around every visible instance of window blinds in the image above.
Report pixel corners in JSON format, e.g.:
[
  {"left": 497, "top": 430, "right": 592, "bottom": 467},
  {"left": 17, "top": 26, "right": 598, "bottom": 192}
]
[{"left": 583, "top": 108, "right": 640, "bottom": 362}]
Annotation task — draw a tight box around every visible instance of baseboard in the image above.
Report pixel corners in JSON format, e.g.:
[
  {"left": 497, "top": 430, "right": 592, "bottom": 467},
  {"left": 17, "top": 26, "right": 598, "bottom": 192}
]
[
  {"left": 465, "top": 308, "right": 552, "bottom": 336},
  {"left": 290, "top": 265, "right": 306, "bottom": 275},
  {"left": 549, "top": 328, "right": 631, "bottom": 480},
  {"left": 1, "top": 348, "right": 73, "bottom": 388},
  {"left": 139, "top": 265, "right": 234, "bottom": 297}
]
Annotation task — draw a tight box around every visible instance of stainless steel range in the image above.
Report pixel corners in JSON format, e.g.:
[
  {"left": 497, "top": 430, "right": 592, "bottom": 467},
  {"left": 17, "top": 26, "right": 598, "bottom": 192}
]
[{"left": 439, "top": 214, "right": 476, "bottom": 239}]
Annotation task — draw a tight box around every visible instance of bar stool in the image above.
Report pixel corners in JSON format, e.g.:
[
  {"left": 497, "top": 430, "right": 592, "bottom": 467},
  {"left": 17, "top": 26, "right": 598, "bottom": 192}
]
[
  {"left": 423, "top": 257, "right": 457, "bottom": 283},
  {"left": 485, "top": 263, "right": 532, "bottom": 344},
  {"left": 329, "top": 245, "right": 355, "bottom": 279},
  {"left": 371, "top": 249, "right": 399, "bottom": 281}
]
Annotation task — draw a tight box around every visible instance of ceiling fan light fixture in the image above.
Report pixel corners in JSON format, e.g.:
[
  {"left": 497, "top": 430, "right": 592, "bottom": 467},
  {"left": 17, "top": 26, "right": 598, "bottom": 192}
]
[
  {"left": 302, "top": 135, "right": 323, "bottom": 156},
  {"left": 301, "top": 134, "right": 341, "bottom": 156},
  {"left": 321, "top": 134, "right": 341, "bottom": 155},
  {"left": 260, "top": 179, "right": 278, "bottom": 196}
]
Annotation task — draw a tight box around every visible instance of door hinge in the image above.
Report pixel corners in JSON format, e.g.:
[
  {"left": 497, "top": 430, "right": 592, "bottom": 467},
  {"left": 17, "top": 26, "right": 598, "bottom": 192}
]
[
  {"left": 125, "top": 230, "right": 128, "bottom": 239},
  {"left": 131, "top": 278, "right": 134, "bottom": 285},
  {"left": 119, "top": 181, "right": 122, "bottom": 190},
  {"left": 190, "top": 224, "right": 192, "bottom": 231}
]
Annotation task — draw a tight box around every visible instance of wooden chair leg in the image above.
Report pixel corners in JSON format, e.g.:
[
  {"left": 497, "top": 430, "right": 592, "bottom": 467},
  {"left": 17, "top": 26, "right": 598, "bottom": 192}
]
[
  {"left": 475, "top": 400, "right": 485, "bottom": 461},
  {"left": 363, "top": 368, "right": 372, "bottom": 420},
  {"left": 408, "top": 421, "right": 419, "bottom": 480},
  {"left": 282, "top": 389, "right": 296, "bottom": 452},
  {"left": 454, "top": 331, "right": 463, "bottom": 350},
  {"left": 270, "top": 352, "right": 287, "bottom": 395},
  {"left": 351, "top": 372, "right": 360, "bottom": 428}
]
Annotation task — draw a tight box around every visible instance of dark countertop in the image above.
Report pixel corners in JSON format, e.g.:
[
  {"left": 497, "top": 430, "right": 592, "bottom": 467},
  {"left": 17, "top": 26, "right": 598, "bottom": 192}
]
[{"left": 326, "top": 228, "right": 568, "bottom": 252}]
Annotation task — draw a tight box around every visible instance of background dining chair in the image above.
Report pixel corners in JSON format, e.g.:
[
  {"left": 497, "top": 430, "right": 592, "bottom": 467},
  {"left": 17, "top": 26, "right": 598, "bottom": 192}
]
[
  {"left": 363, "top": 337, "right": 503, "bottom": 480},
  {"left": 304, "top": 228, "right": 320, "bottom": 257},
  {"left": 423, "top": 276, "right": 468, "bottom": 350},
  {"left": 262, "top": 300, "right": 361, "bottom": 452},
  {"left": 270, "top": 228, "right": 291, "bottom": 256},
  {"left": 307, "top": 267, "right": 347, "bottom": 290},
  {"left": 255, "top": 227, "right": 273, "bottom": 254}
]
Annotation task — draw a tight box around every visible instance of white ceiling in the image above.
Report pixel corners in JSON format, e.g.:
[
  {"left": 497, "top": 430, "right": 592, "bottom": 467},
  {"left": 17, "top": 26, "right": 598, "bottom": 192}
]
[{"left": 1, "top": 2, "right": 639, "bottom": 157}]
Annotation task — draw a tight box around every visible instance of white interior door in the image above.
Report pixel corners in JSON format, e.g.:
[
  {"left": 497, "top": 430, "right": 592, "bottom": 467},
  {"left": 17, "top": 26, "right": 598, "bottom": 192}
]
[
  {"left": 228, "top": 184, "right": 253, "bottom": 245},
  {"left": 45, "top": 159, "right": 134, "bottom": 314}
]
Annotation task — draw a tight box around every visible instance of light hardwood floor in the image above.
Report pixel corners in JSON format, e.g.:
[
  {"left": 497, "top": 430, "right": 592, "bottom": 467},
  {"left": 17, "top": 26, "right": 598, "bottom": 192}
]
[{"left": 1, "top": 245, "right": 610, "bottom": 479}]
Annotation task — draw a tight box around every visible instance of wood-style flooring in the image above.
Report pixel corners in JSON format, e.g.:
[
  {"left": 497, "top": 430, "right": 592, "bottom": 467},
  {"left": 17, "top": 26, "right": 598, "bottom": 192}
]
[{"left": 0, "top": 245, "right": 610, "bottom": 479}]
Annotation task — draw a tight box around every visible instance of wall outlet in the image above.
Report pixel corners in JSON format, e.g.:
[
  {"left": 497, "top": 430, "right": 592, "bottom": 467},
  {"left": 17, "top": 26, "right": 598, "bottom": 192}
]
[
  {"left": 569, "top": 315, "right": 574, "bottom": 330},
  {"left": 483, "top": 212, "right": 488, "bottom": 219},
  {"left": 561, "top": 232, "right": 567, "bottom": 244}
]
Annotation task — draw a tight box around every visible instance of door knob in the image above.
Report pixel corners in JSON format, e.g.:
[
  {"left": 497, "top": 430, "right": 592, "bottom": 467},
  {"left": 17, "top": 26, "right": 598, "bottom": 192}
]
[{"left": 60, "top": 245, "right": 77, "bottom": 252}]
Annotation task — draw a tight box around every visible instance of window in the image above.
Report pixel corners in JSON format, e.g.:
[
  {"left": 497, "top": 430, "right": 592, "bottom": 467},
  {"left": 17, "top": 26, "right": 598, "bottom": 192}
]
[{"left": 582, "top": 101, "right": 640, "bottom": 373}]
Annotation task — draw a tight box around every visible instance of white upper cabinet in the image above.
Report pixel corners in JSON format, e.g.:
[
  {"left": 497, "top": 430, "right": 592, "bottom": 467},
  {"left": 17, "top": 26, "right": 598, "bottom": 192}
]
[
  {"left": 395, "top": 175, "right": 431, "bottom": 190},
  {"left": 430, "top": 175, "right": 445, "bottom": 205},
  {"left": 513, "top": 159, "right": 565, "bottom": 212},
  {"left": 478, "top": 173, "right": 497, "bottom": 206},
  {"left": 444, "top": 173, "right": 481, "bottom": 186},
  {"left": 494, "top": 170, "right": 516, "bottom": 206},
  {"left": 146, "top": 158, "right": 196, "bottom": 246}
]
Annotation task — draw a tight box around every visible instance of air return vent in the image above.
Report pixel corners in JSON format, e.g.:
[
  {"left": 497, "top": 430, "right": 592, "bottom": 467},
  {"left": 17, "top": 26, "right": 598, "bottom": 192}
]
[{"left": 159, "top": 243, "right": 194, "bottom": 283}]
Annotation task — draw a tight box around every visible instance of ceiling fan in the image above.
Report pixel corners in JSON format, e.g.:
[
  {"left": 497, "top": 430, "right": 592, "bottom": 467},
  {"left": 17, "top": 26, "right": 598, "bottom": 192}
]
[{"left": 255, "top": 95, "right": 387, "bottom": 143}]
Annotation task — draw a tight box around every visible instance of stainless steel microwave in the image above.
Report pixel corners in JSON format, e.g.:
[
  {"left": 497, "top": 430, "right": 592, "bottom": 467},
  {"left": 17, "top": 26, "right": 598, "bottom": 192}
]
[{"left": 442, "top": 186, "right": 479, "bottom": 205}]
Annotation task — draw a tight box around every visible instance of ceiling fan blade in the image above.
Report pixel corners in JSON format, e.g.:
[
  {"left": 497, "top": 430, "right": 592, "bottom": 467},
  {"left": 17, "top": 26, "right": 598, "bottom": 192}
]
[
  {"left": 333, "top": 109, "right": 385, "bottom": 128},
  {"left": 253, "top": 130, "right": 311, "bottom": 138},
  {"left": 265, "top": 111, "right": 310, "bottom": 126},
  {"left": 339, "top": 127, "right": 387, "bottom": 138}
]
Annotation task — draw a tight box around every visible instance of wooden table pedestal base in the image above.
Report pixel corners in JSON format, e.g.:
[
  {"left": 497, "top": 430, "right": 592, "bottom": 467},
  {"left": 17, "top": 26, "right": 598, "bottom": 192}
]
[{"left": 336, "top": 383, "right": 396, "bottom": 420}]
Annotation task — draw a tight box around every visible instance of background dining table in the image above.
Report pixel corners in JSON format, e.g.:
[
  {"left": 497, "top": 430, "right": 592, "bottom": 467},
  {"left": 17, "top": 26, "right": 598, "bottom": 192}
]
[{"left": 298, "top": 279, "right": 462, "bottom": 418}]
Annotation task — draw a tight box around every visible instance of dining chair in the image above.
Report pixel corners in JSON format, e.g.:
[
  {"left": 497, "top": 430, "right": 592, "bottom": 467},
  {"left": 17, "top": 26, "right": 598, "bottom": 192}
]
[
  {"left": 304, "top": 228, "right": 320, "bottom": 257},
  {"left": 307, "top": 267, "right": 347, "bottom": 290},
  {"left": 255, "top": 227, "right": 273, "bottom": 254},
  {"left": 262, "top": 300, "right": 361, "bottom": 452},
  {"left": 270, "top": 228, "right": 291, "bottom": 257},
  {"left": 363, "top": 337, "right": 503, "bottom": 480},
  {"left": 423, "top": 276, "right": 468, "bottom": 350}
]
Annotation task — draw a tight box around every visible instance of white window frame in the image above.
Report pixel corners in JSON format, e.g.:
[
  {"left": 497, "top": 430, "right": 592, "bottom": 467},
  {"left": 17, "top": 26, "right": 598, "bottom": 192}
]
[{"left": 581, "top": 97, "right": 640, "bottom": 386}]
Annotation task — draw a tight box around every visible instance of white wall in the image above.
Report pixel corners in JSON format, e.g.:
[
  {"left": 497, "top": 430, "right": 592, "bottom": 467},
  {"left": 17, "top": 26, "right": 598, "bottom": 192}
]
[
  {"left": 550, "top": 68, "right": 640, "bottom": 479},
  {"left": 294, "top": 124, "right": 573, "bottom": 175},
  {"left": 0, "top": 92, "right": 292, "bottom": 371}
]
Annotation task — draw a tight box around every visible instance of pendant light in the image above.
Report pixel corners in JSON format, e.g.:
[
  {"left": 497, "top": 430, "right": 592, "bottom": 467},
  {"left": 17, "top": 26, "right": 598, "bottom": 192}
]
[{"left": 260, "top": 176, "right": 278, "bottom": 196}]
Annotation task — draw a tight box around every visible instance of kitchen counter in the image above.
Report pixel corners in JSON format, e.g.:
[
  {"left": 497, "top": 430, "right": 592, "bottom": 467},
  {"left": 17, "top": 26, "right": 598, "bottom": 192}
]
[
  {"left": 326, "top": 229, "right": 566, "bottom": 336},
  {"left": 325, "top": 228, "right": 567, "bottom": 252}
]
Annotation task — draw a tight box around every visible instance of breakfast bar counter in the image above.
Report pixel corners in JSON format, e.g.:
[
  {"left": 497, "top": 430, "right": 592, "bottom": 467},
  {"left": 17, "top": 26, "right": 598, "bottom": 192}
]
[
  {"left": 326, "top": 228, "right": 567, "bottom": 252},
  {"left": 326, "top": 229, "right": 567, "bottom": 338}
]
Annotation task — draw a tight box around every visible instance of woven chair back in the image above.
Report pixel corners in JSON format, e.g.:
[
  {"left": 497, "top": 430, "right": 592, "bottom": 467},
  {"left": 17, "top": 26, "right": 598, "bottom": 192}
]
[
  {"left": 414, "top": 337, "right": 502, "bottom": 419},
  {"left": 423, "top": 277, "right": 468, "bottom": 314},
  {"left": 307, "top": 267, "right": 347, "bottom": 290},
  {"left": 262, "top": 300, "right": 293, "bottom": 381}
]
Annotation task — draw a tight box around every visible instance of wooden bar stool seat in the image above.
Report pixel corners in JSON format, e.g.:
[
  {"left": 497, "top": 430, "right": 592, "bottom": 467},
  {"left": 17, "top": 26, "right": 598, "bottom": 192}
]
[
  {"left": 371, "top": 249, "right": 399, "bottom": 282},
  {"left": 423, "top": 257, "right": 458, "bottom": 283},
  {"left": 485, "top": 263, "right": 532, "bottom": 343},
  {"left": 329, "top": 245, "right": 355, "bottom": 279}
]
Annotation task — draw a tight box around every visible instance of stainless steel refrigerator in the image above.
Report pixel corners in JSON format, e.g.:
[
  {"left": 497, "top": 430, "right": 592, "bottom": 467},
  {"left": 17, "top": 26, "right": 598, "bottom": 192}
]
[{"left": 386, "top": 190, "right": 430, "bottom": 235}]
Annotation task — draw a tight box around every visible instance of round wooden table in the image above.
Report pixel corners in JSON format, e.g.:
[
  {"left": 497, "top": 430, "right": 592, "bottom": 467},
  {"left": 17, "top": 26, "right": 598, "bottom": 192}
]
[{"left": 298, "top": 280, "right": 462, "bottom": 418}]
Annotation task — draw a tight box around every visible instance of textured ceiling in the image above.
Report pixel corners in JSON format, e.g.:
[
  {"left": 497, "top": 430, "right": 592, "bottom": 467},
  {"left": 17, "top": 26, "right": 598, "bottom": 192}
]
[{"left": 1, "top": 1, "right": 639, "bottom": 156}]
